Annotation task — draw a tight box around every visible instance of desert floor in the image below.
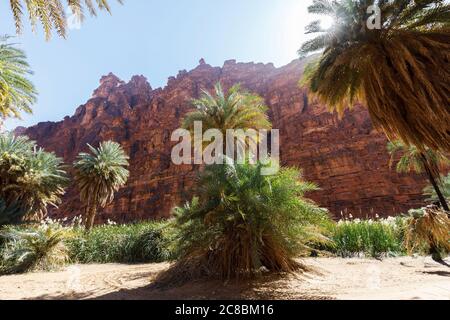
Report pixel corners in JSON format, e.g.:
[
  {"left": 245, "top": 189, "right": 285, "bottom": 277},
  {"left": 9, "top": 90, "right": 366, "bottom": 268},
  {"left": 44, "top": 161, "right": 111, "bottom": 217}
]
[{"left": 0, "top": 257, "right": 449, "bottom": 300}]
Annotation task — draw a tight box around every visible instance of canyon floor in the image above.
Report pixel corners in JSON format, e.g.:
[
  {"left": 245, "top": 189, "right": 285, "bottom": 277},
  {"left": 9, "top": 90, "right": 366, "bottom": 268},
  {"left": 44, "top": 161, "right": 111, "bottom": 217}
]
[{"left": 0, "top": 257, "right": 449, "bottom": 300}]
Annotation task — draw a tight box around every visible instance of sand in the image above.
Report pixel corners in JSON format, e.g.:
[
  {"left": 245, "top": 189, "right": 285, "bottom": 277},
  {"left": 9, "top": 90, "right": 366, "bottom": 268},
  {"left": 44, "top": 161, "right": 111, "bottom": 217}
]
[{"left": 0, "top": 257, "right": 449, "bottom": 300}]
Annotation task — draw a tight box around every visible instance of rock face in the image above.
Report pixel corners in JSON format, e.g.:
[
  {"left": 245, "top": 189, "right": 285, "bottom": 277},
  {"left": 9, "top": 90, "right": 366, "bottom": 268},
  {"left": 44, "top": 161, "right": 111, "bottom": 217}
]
[{"left": 23, "top": 59, "right": 426, "bottom": 222}]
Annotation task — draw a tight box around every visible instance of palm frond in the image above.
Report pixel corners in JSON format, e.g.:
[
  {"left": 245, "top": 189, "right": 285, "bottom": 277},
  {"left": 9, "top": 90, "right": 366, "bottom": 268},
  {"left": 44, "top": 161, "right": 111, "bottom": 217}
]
[
  {"left": 0, "top": 36, "right": 37, "bottom": 121},
  {"left": 73, "top": 141, "right": 129, "bottom": 230},
  {"left": 300, "top": 0, "right": 450, "bottom": 152},
  {"left": 8, "top": 0, "right": 123, "bottom": 39}
]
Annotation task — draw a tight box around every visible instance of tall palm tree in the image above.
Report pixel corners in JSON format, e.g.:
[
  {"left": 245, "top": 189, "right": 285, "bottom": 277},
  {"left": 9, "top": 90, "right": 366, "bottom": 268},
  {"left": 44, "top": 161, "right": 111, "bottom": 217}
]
[
  {"left": 300, "top": 0, "right": 450, "bottom": 153},
  {"left": 0, "top": 36, "right": 37, "bottom": 130},
  {"left": 73, "top": 141, "right": 129, "bottom": 231},
  {"left": 9, "top": 0, "right": 123, "bottom": 40},
  {"left": 0, "top": 133, "right": 68, "bottom": 222},
  {"left": 387, "top": 140, "right": 449, "bottom": 211},
  {"left": 182, "top": 83, "right": 271, "bottom": 158}
]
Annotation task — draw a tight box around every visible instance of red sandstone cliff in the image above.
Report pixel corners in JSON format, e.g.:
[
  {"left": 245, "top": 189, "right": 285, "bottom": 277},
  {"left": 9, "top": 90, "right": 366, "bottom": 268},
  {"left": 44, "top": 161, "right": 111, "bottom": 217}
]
[{"left": 22, "top": 59, "right": 427, "bottom": 222}]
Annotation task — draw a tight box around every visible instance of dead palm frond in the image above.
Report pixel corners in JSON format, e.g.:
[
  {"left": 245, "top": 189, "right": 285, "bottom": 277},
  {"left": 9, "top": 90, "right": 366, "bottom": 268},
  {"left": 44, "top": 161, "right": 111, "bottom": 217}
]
[
  {"left": 405, "top": 207, "right": 450, "bottom": 262},
  {"left": 0, "top": 225, "right": 69, "bottom": 275}
]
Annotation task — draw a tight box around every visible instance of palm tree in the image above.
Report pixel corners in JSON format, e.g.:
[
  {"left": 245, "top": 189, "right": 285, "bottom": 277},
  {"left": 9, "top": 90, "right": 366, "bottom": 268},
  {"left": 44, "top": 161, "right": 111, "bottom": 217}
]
[
  {"left": 73, "top": 141, "right": 129, "bottom": 231},
  {"left": 8, "top": 0, "right": 123, "bottom": 40},
  {"left": 0, "top": 133, "right": 68, "bottom": 222},
  {"left": 387, "top": 140, "right": 449, "bottom": 211},
  {"left": 182, "top": 83, "right": 271, "bottom": 159},
  {"left": 159, "top": 161, "right": 330, "bottom": 284},
  {"left": 299, "top": 0, "right": 450, "bottom": 153},
  {"left": 405, "top": 207, "right": 450, "bottom": 263},
  {"left": 0, "top": 36, "right": 37, "bottom": 130}
]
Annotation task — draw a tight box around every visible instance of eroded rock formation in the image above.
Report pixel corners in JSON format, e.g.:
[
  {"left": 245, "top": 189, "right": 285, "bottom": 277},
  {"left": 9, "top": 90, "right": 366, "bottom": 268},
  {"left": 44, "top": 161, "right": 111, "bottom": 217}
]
[{"left": 22, "top": 59, "right": 426, "bottom": 222}]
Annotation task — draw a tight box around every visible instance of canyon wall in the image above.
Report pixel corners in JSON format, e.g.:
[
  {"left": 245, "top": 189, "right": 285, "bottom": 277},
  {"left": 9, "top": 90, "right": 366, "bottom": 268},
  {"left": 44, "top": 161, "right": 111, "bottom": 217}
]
[{"left": 23, "top": 59, "right": 427, "bottom": 222}]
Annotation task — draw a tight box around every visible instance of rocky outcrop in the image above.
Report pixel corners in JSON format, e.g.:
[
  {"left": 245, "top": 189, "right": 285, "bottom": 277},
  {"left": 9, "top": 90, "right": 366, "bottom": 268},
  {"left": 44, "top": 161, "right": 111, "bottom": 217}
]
[{"left": 22, "top": 59, "right": 427, "bottom": 222}]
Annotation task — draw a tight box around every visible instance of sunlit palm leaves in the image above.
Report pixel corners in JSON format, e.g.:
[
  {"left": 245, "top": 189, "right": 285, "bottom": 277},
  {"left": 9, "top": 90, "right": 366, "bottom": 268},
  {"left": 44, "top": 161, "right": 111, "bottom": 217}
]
[
  {"left": 0, "top": 133, "right": 68, "bottom": 222},
  {"left": 300, "top": 0, "right": 450, "bottom": 152},
  {"left": 0, "top": 37, "right": 37, "bottom": 125},
  {"left": 9, "top": 0, "right": 123, "bottom": 40},
  {"left": 182, "top": 83, "right": 271, "bottom": 152},
  {"left": 73, "top": 141, "right": 129, "bottom": 230}
]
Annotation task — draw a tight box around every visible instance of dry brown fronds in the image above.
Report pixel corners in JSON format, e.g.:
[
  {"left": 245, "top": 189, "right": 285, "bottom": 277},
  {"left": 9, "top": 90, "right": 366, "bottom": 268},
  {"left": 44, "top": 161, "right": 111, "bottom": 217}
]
[{"left": 405, "top": 207, "right": 450, "bottom": 255}]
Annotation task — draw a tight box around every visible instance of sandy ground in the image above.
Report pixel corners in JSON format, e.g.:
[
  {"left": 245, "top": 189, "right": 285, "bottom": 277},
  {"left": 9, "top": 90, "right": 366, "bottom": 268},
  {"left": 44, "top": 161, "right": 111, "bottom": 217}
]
[{"left": 0, "top": 257, "right": 449, "bottom": 300}]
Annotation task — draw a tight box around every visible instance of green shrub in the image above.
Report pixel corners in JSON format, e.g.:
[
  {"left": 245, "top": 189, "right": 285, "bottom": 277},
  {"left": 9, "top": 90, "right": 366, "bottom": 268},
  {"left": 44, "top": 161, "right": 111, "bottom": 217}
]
[
  {"left": 67, "top": 221, "right": 173, "bottom": 264},
  {"left": 0, "top": 224, "right": 69, "bottom": 275},
  {"left": 167, "top": 161, "right": 331, "bottom": 282},
  {"left": 0, "top": 199, "right": 27, "bottom": 227},
  {"left": 0, "top": 133, "right": 68, "bottom": 224},
  {"left": 321, "top": 217, "right": 407, "bottom": 258}
]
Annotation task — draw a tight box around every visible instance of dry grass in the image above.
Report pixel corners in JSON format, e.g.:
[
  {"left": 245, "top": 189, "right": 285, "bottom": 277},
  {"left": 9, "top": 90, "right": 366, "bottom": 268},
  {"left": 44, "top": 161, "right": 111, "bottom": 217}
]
[{"left": 405, "top": 207, "right": 450, "bottom": 255}]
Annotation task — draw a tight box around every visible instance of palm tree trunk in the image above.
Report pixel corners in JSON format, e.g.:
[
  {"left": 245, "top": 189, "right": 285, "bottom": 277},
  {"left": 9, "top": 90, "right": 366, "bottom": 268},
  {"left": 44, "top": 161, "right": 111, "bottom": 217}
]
[
  {"left": 83, "top": 194, "right": 97, "bottom": 231},
  {"left": 85, "top": 204, "right": 97, "bottom": 231},
  {"left": 420, "top": 154, "right": 449, "bottom": 212}
]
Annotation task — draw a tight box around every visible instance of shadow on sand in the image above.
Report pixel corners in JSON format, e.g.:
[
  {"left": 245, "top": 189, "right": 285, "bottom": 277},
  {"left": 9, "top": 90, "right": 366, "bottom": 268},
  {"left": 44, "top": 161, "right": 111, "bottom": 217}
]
[{"left": 28, "top": 272, "right": 332, "bottom": 301}]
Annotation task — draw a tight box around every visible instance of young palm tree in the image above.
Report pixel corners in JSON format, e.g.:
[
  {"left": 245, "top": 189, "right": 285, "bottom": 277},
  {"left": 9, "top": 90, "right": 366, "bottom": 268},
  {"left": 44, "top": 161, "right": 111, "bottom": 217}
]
[
  {"left": 182, "top": 83, "right": 271, "bottom": 157},
  {"left": 8, "top": 0, "right": 123, "bottom": 40},
  {"left": 387, "top": 140, "right": 449, "bottom": 211},
  {"left": 0, "top": 224, "right": 69, "bottom": 275},
  {"left": 159, "top": 161, "right": 330, "bottom": 284},
  {"left": 300, "top": 0, "right": 450, "bottom": 153},
  {"left": 0, "top": 133, "right": 68, "bottom": 222},
  {"left": 0, "top": 36, "right": 37, "bottom": 129},
  {"left": 73, "top": 141, "right": 129, "bottom": 231}
]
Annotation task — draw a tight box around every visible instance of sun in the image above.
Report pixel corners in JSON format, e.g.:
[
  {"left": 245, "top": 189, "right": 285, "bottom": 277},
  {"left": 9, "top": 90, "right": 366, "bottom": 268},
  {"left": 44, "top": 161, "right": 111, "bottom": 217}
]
[
  {"left": 278, "top": 1, "right": 334, "bottom": 63},
  {"left": 320, "top": 16, "right": 335, "bottom": 30}
]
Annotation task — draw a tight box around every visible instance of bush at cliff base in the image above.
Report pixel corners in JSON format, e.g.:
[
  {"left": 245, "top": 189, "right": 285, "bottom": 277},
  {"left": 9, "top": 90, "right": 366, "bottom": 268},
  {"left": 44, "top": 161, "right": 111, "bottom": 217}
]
[{"left": 157, "top": 160, "right": 331, "bottom": 286}]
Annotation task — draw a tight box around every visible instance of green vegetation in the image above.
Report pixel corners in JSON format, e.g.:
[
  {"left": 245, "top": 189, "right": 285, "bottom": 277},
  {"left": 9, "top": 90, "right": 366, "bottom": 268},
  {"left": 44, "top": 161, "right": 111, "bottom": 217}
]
[
  {"left": 1, "top": 214, "right": 447, "bottom": 275},
  {"left": 0, "top": 133, "right": 68, "bottom": 225},
  {"left": 166, "top": 161, "right": 331, "bottom": 282},
  {"left": 73, "top": 141, "right": 129, "bottom": 231},
  {"left": 324, "top": 217, "right": 407, "bottom": 258},
  {"left": 67, "top": 221, "right": 173, "bottom": 264},
  {"left": 182, "top": 83, "right": 271, "bottom": 151},
  {"left": 424, "top": 173, "right": 450, "bottom": 205},
  {"left": 0, "top": 37, "right": 37, "bottom": 127},
  {"left": 0, "top": 219, "right": 172, "bottom": 274},
  {"left": 388, "top": 140, "right": 449, "bottom": 211},
  {"left": 0, "top": 224, "right": 68, "bottom": 275},
  {"left": 300, "top": 0, "right": 450, "bottom": 153},
  {"left": 8, "top": 0, "right": 123, "bottom": 40}
]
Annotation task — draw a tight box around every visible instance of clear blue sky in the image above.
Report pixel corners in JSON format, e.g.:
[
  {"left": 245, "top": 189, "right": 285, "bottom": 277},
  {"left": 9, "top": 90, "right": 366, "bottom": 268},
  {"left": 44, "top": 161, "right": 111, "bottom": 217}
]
[{"left": 1, "top": 0, "right": 322, "bottom": 130}]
